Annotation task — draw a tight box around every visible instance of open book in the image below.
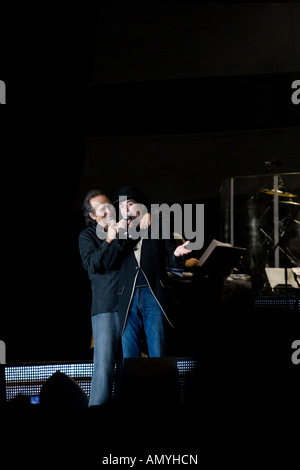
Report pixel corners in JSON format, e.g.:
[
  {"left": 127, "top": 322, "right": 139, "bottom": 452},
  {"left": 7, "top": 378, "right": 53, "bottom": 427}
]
[{"left": 198, "top": 239, "right": 246, "bottom": 274}]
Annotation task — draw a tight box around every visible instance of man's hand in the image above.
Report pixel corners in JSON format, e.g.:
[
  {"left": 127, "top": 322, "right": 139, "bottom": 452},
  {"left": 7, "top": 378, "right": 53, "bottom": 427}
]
[
  {"left": 105, "top": 223, "right": 117, "bottom": 244},
  {"left": 140, "top": 212, "right": 151, "bottom": 230},
  {"left": 174, "top": 241, "right": 192, "bottom": 257},
  {"left": 127, "top": 203, "right": 150, "bottom": 229},
  {"left": 116, "top": 219, "right": 128, "bottom": 232}
]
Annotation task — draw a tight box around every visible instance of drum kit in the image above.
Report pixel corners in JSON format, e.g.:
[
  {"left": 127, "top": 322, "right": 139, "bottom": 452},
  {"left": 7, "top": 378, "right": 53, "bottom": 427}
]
[
  {"left": 258, "top": 186, "right": 300, "bottom": 268},
  {"left": 259, "top": 187, "right": 300, "bottom": 204}
]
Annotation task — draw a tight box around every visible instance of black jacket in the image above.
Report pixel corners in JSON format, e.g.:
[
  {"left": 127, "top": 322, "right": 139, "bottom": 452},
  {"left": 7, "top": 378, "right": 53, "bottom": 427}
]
[
  {"left": 78, "top": 225, "right": 122, "bottom": 316},
  {"left": 116, "top": 228, "right": 185, "bottom": 334}
]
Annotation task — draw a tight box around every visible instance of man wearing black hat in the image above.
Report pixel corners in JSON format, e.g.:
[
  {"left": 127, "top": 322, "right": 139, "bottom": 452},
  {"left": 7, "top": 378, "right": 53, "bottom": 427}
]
[{"left": 114, "top": 185, "right": 191, "bottom": 359}]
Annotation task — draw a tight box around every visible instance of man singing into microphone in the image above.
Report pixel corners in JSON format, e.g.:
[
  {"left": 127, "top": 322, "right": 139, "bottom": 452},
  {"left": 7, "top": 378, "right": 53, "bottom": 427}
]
[
  {"left": 78, "top": 189, "right": 124, "bottom": 406},
  {"left": 114, "top": 185, "right": 191, "bottom": 359},
  {"left": 78, "top": 189, "right": 149, "bottom": 406}
]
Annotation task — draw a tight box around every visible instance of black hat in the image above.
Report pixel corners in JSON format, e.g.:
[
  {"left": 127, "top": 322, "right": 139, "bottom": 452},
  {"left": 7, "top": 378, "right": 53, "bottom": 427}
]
[{"left": 114, "top": 185, "right": 151, "bottom": 208}]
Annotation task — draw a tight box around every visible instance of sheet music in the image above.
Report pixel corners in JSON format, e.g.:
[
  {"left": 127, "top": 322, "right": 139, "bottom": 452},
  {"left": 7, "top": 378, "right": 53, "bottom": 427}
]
[{"left": 265, "top": 267, "right": 300, "bottom": 289}]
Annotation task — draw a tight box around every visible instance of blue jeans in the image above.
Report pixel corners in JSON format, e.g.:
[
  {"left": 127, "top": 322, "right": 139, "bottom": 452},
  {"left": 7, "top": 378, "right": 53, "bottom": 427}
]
[
  {"left": 122, "top": 286, "right": 167, "bottom": 358},
  {"left": 89, "top": 312, "right": 122, "bottom": 406}
]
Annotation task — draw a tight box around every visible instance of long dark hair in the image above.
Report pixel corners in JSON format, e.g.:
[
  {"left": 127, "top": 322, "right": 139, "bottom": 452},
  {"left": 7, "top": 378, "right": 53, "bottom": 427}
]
[{"left": 82, "top": 189, "right": 107, "bottom": 226}]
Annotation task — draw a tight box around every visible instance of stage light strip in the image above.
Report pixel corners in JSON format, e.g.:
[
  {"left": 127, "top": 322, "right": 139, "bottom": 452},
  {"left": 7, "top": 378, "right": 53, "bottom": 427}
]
[
  {"left": 177, "top": 359, "right": 199, "bottom": 404},
  {"left": 5, "top": 362, "right": 94, "bottom": 401},
  {"left": 4, "top": 359, "right": 199, "bottom": 403},
  {"left": 254, "top": 298, "right": 300, "bottom": 311}
]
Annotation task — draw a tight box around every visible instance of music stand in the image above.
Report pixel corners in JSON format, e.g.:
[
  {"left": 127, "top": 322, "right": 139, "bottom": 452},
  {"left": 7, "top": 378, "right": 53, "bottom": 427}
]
[
  {"left": 271, "top": 205, "right": 300, "bottom": 295},
  {"left": 199, "top": 240, "right": 246, "bottom": 277}
]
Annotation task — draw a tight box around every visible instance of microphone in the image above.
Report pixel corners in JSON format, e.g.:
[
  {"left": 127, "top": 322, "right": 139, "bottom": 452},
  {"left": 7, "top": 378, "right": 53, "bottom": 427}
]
[
  {"left": 118, "top": 214, "right": 130, "bottom": 238},
  {"left": 123, "top": 214, "right": 131, "bottom": 237}
]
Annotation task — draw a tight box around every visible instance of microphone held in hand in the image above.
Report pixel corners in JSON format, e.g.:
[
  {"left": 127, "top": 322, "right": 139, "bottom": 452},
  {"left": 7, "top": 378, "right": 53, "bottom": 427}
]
[
  {"left": 118, "top": 214, "right": 130, "bottom": 238},
  {"left": 123, "top": 214, "right": 129, "bottom": 237}
]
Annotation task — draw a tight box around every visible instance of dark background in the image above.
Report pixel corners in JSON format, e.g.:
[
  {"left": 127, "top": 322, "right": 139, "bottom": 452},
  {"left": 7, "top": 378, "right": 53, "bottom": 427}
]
[{"left": 1, "top": 1, "right": 299, "bottom": 362}]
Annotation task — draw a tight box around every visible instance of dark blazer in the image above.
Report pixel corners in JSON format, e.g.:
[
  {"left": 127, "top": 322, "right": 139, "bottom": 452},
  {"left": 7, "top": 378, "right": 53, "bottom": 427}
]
[
  {"left": 117, "top": 229, "right": 185, "bottom": 334},
  {"left": 78, "top": 225, "right": 122, "bottom": 316}
]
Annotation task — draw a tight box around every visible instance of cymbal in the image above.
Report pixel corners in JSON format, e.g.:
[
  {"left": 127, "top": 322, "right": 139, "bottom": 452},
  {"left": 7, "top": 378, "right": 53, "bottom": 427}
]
[
  {"left": 280, "top": 200, "right": 300, "bottom": 206},
  {"left": 260, "top": 188, "right": 298, "bottom": 198}
]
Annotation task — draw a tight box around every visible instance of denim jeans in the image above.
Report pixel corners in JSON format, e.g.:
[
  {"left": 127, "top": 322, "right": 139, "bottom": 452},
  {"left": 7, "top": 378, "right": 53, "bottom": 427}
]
[
  {"left": 122, "top": 286, "right": 167, "bottom": 358},
  {"left": 89, "top": 312, "right": 122, "bottom": 406}
]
